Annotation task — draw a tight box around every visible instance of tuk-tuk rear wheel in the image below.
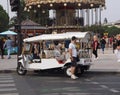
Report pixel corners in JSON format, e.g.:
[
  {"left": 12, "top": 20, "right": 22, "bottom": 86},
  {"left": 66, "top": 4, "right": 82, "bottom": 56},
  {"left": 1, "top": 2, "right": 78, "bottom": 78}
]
[
  {"left": 64, "top": 66, "right": 72, "bottom": 77},
  {"left": 17, "top": 63, "right": 27, "bottom": 75},
  {"left": 75, "top": 66, "right": 84, "bottom": 76}
]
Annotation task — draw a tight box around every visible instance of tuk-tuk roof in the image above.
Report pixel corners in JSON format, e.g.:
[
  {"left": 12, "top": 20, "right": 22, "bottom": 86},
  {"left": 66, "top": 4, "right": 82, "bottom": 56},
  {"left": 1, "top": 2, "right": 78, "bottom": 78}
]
[{"left": 24, "top": 32, "right": 91, "bottom": 42}]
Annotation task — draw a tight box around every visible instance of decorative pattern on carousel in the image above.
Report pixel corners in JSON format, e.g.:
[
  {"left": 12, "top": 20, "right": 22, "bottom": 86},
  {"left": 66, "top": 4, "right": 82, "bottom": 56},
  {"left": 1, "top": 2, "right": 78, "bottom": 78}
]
[{"left": 24, "top": 0, "right": 105, "bottom": 9}]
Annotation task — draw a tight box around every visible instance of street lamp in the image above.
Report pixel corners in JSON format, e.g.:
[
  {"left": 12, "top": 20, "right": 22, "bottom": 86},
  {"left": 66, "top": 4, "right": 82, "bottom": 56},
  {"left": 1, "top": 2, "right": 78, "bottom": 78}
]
[
  {"left": 94, "top": 8, "right": 98, "bottom": 25},
  {"left": 90, "top": 4, "right": 94, "bottom": 25},
  {"left": 64, "top": 3, "right": 67, "bottom": 32},
  {"left": 7, "top": 0, "right": 9, "bottom": 17},
  {"left": 99, "top": 5, "right": 102, "bottom": 25},
  {"left": 10, "top": 0, "right": 22, "bottom": 58},
  {"left": 91, "top": 9, "right": 93, "bottom": 25}
]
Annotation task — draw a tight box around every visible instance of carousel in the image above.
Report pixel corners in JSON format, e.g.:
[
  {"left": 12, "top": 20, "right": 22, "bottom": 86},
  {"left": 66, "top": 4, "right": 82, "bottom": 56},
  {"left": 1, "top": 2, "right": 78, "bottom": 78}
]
[{"left": 24, "top": 0, "right": 106, "bottom": 33}]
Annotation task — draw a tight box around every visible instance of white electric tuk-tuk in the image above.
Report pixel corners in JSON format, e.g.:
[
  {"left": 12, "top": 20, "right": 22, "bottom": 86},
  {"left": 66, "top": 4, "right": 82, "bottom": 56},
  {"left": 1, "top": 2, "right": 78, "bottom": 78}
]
[{"left": 17, "top": 32, "right": 93, "bottom": 76}]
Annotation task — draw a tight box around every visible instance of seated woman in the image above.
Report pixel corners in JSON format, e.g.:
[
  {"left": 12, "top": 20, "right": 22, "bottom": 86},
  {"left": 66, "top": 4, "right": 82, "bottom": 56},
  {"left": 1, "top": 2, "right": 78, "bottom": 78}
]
[
  {"left": 54, "top": 43, "right": 66, "bottom": 63},
  {"left": 32, "top": 42, "right": 40, "bottom": 59}
]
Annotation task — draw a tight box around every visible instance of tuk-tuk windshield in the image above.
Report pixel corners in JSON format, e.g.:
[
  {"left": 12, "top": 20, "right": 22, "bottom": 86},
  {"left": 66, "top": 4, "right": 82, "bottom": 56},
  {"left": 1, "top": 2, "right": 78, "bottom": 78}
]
[{"left": 22, "top": 43, "right": 32, "bottom": 54}]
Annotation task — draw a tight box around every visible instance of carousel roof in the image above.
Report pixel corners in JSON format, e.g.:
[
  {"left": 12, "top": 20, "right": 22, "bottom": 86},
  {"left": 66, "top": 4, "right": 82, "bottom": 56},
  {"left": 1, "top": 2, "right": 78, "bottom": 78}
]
[
  {"left": 24, "top": 0, "right": 105, "bottom": 10},
  {"left": 21, "top": 19, "right": 40, "bottom": 26}
]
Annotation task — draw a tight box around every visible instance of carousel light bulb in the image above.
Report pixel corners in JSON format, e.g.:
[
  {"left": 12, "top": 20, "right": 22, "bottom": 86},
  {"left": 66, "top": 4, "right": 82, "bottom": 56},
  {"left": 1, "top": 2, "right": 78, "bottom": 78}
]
[
  {"left": 50, "top": 3, "right": 53, "bottom": 7},
  {"left": 24, "top": 7, "right": 27, "bottom": 11},
  {"left": 34, "top": 10, "right": 37, "bottom": 13},
  {"left": 37, "top": 4, "right": 41, "bottom": 8},
  {"left": 78, "top": 3, "right": 81, "bottom": 6},
  {"left": 29, "top": 6, "right": 32, "bottom": 9},
  {"left": 64, "top": 3, "right": 67, "bottom": 6},
  {"left": 42, "top": 10, "right": 45, "bottom": 13},
  {"left": 90, "top": 4, "right": 94, "bottom": 7},
  {"left": 27, "top": 9, "right": 30, "bottom": 12}
]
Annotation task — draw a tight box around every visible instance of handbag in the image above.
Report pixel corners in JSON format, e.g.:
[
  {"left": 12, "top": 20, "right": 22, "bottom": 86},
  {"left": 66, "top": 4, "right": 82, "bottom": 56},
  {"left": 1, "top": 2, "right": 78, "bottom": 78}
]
[{"left": 76, "top": 55, "right": 80, "bottom": 62}]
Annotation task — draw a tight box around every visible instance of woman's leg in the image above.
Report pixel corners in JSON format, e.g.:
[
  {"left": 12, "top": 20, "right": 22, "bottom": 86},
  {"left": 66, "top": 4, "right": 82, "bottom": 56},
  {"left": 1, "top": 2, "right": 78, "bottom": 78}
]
[{"left": 94, "top": 49, "right": 98, "bottom": 58}]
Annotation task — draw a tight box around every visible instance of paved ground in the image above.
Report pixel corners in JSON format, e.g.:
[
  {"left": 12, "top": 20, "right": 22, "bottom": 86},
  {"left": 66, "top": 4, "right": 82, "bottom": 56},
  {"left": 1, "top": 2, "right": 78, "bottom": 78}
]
[
  {"left": 90, "top": 48, "right": 120, "bottom": 72},
  {"left": 0, "top": 55, "right": 17, "bottom": 71},
  {"left": 0, "top": 48, "right": 120, "bottom": 73}
]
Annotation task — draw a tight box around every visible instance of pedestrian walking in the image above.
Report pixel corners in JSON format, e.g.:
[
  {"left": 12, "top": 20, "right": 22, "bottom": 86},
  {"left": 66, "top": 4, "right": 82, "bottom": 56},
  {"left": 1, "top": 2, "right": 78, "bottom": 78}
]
[
  {"left": 112, "top": 36, "right": 117, "bottom": 53},
  {"left": 115, "top": 34, "right": 120, "bottom": 62},
  {"left": 92, "top": 35, "right": 99, "bottom": 60},
  {"left": 69, "top": 36, "right": 78, "bottom": 79},
  {"left": 100, "top": 37, "right": 106, "bottom": 54},
  {"left": 0, "top": 38, "right": 5, "bottom": 59},
  {"left": 4, "top": 37, "right": 13, "bottom": 59},
  {"left": 109, "top": 36, "right": 113, "bottom": 48}
]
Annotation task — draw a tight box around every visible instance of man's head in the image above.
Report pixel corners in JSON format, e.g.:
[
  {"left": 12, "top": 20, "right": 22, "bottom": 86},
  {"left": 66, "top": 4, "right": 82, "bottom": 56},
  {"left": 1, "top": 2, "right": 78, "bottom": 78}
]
[
  {"left": 71, "top": 36, "right": 77, "bottom": 41},
  {"left": 7, "top": 37, "right": 10, "bottom": 39}
]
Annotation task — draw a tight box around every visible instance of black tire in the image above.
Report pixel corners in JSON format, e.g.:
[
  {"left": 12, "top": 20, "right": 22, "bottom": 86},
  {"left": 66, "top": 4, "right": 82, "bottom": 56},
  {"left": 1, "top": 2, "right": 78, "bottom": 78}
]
[
  {"left": 16, "top": 63, "right": 27, "bottom": 75},
  {"left": 75, "top": 66, "right": 84, "bottom": 76}
]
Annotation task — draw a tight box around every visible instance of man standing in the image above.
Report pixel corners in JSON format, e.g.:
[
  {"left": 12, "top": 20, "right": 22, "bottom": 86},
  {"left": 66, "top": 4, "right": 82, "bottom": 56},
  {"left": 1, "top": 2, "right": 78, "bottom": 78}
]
[
  {"left": 69, "top": 36, "right": 78, "bottom": 79},
  {"left": 4, "top": 37, "right": 13, "bottom": 59}
]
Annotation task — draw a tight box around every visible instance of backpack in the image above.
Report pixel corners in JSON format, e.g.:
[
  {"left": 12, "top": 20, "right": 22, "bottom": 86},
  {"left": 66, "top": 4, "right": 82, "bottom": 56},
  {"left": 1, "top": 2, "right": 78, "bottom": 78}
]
[{"left": 97, "top": 42, "right": 100, "bottom": 49}]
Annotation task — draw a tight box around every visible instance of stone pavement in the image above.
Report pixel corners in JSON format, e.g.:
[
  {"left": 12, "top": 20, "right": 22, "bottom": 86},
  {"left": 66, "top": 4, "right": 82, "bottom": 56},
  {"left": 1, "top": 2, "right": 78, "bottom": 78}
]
[
  {"left": 0, "top": 48, "right": 120, "bottom": 73},
  {"left": 0, "top": 55, "right": 17, "bottom": 71},
  {"left": 90, "top": 48, "right": 120, "bottom": 73}
]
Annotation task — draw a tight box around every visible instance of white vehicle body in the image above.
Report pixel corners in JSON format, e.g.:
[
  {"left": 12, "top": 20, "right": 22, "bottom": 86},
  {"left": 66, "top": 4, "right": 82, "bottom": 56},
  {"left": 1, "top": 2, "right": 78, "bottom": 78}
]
[{"left": 17, "top": 32, "right": 93, "bottom": 76}]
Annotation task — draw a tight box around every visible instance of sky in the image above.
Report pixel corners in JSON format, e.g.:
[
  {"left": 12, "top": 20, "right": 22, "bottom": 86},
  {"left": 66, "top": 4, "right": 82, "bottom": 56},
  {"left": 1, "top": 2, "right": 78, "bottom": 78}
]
[
  {"left": 0, "top": 0, "right": 120, "bottom": 23},
  {"left": 102, "top": 0, "right": 120, "bottom": 23}
]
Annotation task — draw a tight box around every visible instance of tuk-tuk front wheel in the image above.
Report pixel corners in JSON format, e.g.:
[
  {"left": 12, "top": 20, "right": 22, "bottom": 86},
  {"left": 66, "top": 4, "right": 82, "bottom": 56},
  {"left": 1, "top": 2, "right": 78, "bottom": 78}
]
[{"left": 17, "top": 62, "right": 27, "bottom": 75}]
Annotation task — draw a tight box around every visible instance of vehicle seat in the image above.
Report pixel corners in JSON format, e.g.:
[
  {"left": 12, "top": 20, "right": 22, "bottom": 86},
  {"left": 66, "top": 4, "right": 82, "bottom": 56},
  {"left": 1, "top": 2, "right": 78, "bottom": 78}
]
[
  {"left": 56, "top": 60, "right": 64, "bottom": 64},
  {"left": 33, "top": 59, "right": 41, "bottom": 63}
]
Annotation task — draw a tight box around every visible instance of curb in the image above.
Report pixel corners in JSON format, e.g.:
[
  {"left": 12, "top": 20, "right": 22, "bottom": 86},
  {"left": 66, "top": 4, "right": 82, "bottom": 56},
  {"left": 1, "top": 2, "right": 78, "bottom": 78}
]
[
  {"left": 88, "top": 70, "right": 120, "bottom": 74},
  {"left": 0, "top": 70, "right": 15, "bottom": 73},
  {"left": 1, "top": 69, "right": 120, "bottom": 74}
]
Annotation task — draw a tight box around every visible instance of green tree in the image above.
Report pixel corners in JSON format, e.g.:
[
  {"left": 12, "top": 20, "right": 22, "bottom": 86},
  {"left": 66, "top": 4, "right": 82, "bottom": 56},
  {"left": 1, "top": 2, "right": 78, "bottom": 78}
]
[
  {"left": 9, "top": 0, "right": 29, "bottom": 25},
  {"left": 9, "top": 0, "right": 49, "bottom": 26},
  {"left": 0, "top": 5, "right": 9, "bottom": 32},
  {"left": 104, "top": 26, "right": 120, "bottom": 37}
]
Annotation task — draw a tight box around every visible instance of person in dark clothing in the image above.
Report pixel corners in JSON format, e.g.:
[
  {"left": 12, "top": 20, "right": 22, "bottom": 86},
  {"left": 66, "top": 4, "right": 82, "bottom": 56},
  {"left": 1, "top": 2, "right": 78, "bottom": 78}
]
[
  {"left": 112, "top": 36, "right": 117, "bottom": 53},
  {"left": 32, "top": 43, "right": 40, "bottom": 59},
  {"left": 116, "top": 35, "right": 120, "bottom": 50},
  {"left": 0, "top": 38, "right": 4, "bottom": 59},
  {"left": 100, "top": 37, "right": 106, "bottom": 54}
]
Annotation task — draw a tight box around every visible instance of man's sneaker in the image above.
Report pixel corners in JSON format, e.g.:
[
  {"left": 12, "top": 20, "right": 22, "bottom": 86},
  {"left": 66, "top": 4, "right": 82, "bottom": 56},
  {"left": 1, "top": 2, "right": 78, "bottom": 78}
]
[{"left": 71, "top": 74, "right": 78, "bottom": 79}]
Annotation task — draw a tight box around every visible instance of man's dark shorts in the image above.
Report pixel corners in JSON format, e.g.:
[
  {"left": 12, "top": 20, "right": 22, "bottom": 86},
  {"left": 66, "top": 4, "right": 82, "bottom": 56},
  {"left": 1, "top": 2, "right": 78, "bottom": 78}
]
[{"left": 71, "top": 57, "right": 77, "bottom": 67}]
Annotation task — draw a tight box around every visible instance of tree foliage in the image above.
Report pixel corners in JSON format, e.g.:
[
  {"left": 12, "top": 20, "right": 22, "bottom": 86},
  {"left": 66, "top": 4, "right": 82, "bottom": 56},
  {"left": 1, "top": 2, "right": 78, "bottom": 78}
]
[
  {"left": 82, "top": 25, "right": 120, "bottom": 37},
  {"left": 103, "top": 26, "right": 120, "bottom": 37},
  {"left": 0, "top": 5, "right": 9, "bottom": 32},
  {"left": 9, "top": 0, "right": 49, "bottom": 26}
]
